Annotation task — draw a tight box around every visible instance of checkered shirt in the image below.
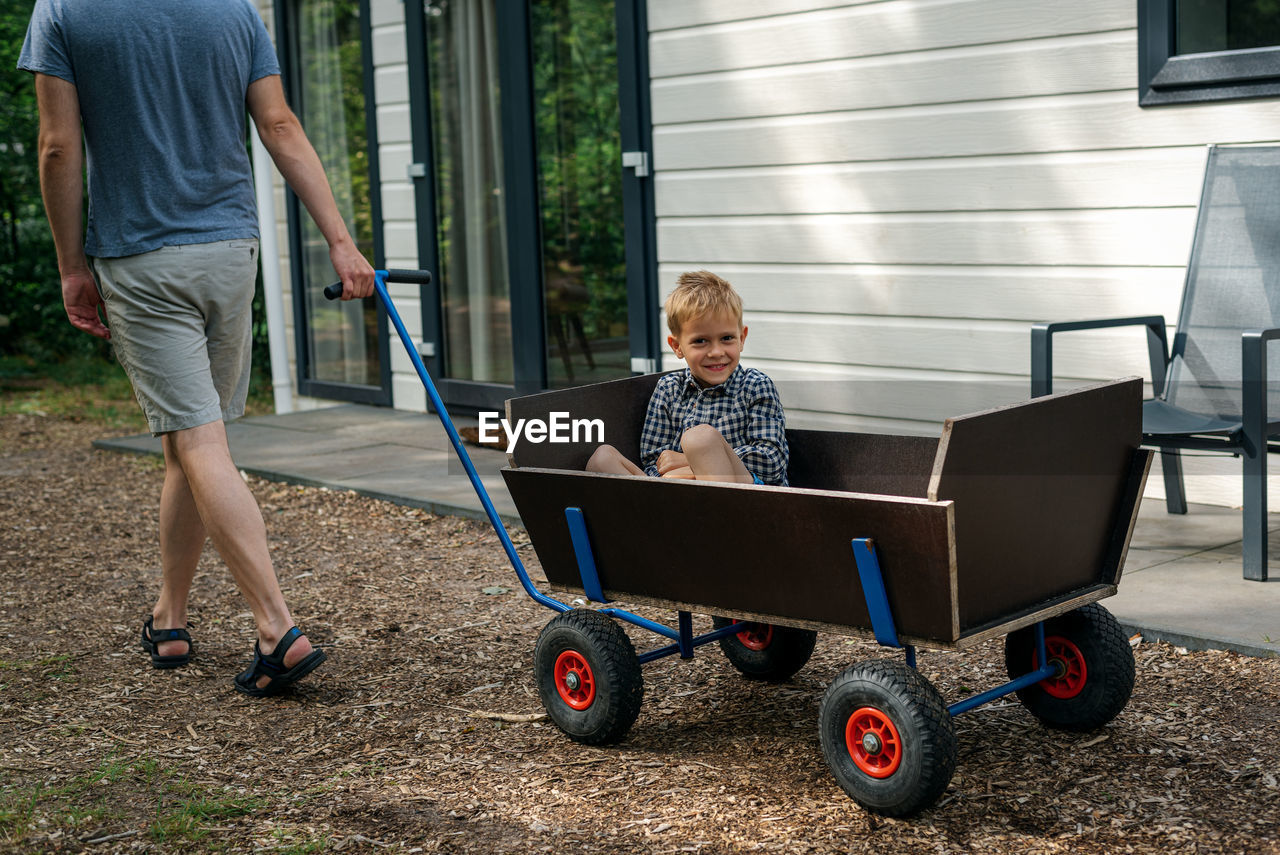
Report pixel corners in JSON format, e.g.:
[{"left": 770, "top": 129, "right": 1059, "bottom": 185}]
[{"left": 639, "top": 366, "right": 789, "bottom": 485}]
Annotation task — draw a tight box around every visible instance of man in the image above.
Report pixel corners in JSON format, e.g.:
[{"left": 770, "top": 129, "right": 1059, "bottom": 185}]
[{"left": 19, "top": 0, "right": 375, "bottom": 696}]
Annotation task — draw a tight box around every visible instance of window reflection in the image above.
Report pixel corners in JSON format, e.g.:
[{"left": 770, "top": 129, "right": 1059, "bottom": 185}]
[
  {"left": 426, "top": 0, "right": 513, "bottom": 384},
  {"left": 294, "top": 0, "right": 379, "bottom": 387}
]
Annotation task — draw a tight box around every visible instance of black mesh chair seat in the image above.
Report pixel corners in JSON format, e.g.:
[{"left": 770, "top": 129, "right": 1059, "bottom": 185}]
[{"left": 1142, "top": 400, "right": 1239, "bottom": 437}]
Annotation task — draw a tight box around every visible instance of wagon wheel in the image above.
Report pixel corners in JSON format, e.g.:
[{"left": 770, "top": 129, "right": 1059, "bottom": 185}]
[
  {"left": 712, "top": 616, "right": 817, "bottom": 681},
  {"left": 819, "top": 660, "right": 957, "bottom": 817},
  {"left": 1003, "top": 603, "right": 1135, "bottom": 731},
  {"left": 534, "top": 609, "right": 643, "bottom": 745}
]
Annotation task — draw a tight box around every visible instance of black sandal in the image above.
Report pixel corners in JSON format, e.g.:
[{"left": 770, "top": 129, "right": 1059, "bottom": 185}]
[
  {"left": 140, "top": 617, "right": 193, "bottom": 669},
  {"left": 233, "top": 627, "right": 327, "bottom": 698}
]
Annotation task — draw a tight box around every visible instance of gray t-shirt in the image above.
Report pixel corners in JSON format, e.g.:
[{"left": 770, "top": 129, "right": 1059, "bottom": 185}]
[{"left": 18, "top": 0, "right": 281, "bottom": 258}]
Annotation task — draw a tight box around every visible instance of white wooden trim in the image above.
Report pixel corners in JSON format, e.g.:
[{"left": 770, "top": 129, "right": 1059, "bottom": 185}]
[
  {"left": 657, "top": 208, "right": 1198, "bottom": 267},
  {"left": 657, "top": 263, "right": 1185, "bottom": 322},
  {"left": 647, "top": 0, "right": 878, "bottom": 32},
  {"left": 652, "top": 92, "right": 1280, "bottom": 170},
  {"left": 739, "top": 313, "right": 1159, "bottom": 379},
  {"left": 652, "top": 32, "right": 1134, "bottom": 123},
  {"left": 654, "top": 147, "right": 1208, "bottom": 216},
  {"left": 649, "top": 0, "right": 1133, "bottom": 77}
]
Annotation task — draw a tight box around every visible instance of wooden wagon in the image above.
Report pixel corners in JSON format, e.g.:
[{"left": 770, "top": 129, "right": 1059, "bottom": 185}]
[
  {"left": 501, "top": 375, "right": 1150, "bottom": 815},
  {"left": 357, "top": 270, "right": 1150, "bottom": 816}
]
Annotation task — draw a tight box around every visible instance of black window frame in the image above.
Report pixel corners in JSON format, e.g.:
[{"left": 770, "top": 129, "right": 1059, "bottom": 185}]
[
  {"left": 274, "top": 0, "right": 392, "bottom": 405},
  {"left": 1139, "top": 0, "right": 1280, "bottom": 106},
  {"left": 403, "top": 0, "right": 659, "bottom": 413}
]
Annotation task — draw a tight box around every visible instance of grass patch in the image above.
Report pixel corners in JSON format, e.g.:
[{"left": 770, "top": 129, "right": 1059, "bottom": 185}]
[
  {"left": 0, "top": 356, "right": 143, "bottom": 430},
  {"left": 149, "top": 792, "right": 265, "bottom": 844},
  {"left": 0, "top": 653, "right": 76, "bottom": 679},
  {"left": 0, "top": 753, "right": 271, "bottom": 848},
  {"left": 0, "top": 354, "right": 275, "bottom": 430}
]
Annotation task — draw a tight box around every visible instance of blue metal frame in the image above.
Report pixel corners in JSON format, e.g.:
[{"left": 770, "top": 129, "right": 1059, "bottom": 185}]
[
  {"left": 850, "top": 538, "right": 1055, "bottom": 717},
  {"left": 376, "top": 271, "right": 567, "bottom": 615},
  {"left": 380, "top": 274, "right": 1061, "bottom": 702}
]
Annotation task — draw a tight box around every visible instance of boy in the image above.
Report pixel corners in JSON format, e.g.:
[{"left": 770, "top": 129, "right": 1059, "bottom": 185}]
[{"left": 588, "top": 270, "right": 788, "bottom": 485}]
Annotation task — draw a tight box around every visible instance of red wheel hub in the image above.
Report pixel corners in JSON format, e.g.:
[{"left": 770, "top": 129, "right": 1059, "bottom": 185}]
[
  {"left": 845, "top": 707, "right": 902, "bottom": 778},
  {"left": 734, "top": 621, "right": 774, "bottom": 651},
  {"left": 1034, "top": 636, "right": 1088, "bottom": 699},
  {"left": 554, "top": 650, "right": 596, "bottom": 710}
]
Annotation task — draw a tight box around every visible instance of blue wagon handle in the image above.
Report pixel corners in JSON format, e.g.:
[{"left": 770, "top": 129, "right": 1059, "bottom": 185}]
[{"left": 325, "top": 269, "right": 567, "bottom": 614}]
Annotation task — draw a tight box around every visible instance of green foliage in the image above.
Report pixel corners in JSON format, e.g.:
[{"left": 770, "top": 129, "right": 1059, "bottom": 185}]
[
  {"left": 532, "top": 0, "right": 627, "bottom": 341},
  {"left": 0, "top": 3, "right": 109, "bottom": 363},
  {"left": 148, "top": 792, "right": 264, "bottom": 844},
  {"left": 0, "top": 353, "right": 148, "bottom": 429},
  {"left": 0, "top": 752, "right": 266, "bottom": 846}
]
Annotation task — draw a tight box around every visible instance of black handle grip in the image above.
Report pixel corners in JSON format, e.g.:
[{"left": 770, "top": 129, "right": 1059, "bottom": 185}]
[
  {"left": 384, "top": 268, "right": 433, "bottom": 285},
  {"left": 323, "top": 269, "right": 433, "bottom": 300}
]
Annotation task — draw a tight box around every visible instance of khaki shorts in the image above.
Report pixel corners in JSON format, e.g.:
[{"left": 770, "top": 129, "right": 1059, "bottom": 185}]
[{"left": 92, "top": 239, "right": 259, "bottom": 435}]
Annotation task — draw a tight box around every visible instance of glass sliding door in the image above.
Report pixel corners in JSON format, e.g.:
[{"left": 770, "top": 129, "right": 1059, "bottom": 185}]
[
  {"left": 407, "top": 0, "right": 656, "bottom": 406},
  {"left": 531, "top": 0, "right": 630, "bottom": 388},
  {"left": 281, "top": 0, "right": 388, "bottom": 401},
  {"left": 425, "top": 0, "right": 513, "bottom": 385}
]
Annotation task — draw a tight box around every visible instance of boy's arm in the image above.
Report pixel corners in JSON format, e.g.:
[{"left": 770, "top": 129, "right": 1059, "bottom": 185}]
[
  {"left": 639, "top": 378, "right": 681, "bottom": 477},
  {"left": 733, "top": 374, "right": 789, "bottom": 485}
]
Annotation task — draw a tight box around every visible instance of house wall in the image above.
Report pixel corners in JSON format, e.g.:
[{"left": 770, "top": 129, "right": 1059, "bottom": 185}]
[{"left": 646, "top": 0, "right": 1280, "bottom": 508}]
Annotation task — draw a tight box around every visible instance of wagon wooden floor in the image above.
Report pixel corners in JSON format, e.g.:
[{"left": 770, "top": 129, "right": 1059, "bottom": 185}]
[{"left": 4, "top": 413, "right": 1279, "bottom": 854}]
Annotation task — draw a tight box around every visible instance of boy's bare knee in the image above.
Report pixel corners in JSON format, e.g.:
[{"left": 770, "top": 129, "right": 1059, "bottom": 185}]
[
  {"left": 680, "top": 424, "right": 726, "bottom": 453},
  {"left": 586, "top": 444, "right": 620, "bottom": 472}
]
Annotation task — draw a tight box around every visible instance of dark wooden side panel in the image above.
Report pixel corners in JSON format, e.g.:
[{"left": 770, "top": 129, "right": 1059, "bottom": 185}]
[
  {"left": 787, "top": 430, "right": 938, "bottom": 497},
  {"left": 505, "top": 374, "right": 663, "bottom": 470},
  {"left": 929, "top": 378, "right": 1143, "bottom": 632},
  {"left": 502, "top": 468, "right": 960, "bottom": 643}
]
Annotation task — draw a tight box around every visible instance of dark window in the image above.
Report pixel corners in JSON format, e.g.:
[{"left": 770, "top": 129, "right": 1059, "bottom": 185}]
[{"left": 1139, "top": 0, "right": 1280, "bottom": 106}]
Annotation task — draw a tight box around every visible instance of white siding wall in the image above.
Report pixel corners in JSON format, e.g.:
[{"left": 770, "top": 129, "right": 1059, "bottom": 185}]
[
  {"left": 255, "top": 0, "right": 427, "bottom": 413},
  {"left": 647, "top": 0, "right": 1280, "bottom": 508},
  {"left": 369, "top": 0, "right": 428, "bottom": 413}
]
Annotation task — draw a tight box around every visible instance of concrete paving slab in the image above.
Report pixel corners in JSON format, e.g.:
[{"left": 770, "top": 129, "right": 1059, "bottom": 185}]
[
  {"left": 329, "top": 418, "right": 450, "bottom": 450},
  {"left": 1128, "top": 500, "right": 1252, "bottom": 553},
  {"left": 240, "top": 404, "right": 419, "bottom": 432},
  {"left": 1109, "top": 550, "right": 1280, "bottom": 657},
  {"left": 1122, "top": 547, "right": 1204, "bottom": 573}
]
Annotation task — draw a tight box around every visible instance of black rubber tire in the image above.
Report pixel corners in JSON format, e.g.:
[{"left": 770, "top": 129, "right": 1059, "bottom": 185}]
[
  {"left": 534, "top": 609, "right": 643, "bottom": 745},
  {"left": 1003, "top": 603, "right": 1135, "bottom": 732},
  {"left": 712, "top": 616, "right": 817, "bottom": 681},
  {"left": 819, "top": 659, "right": 957, "bottom": 817}
]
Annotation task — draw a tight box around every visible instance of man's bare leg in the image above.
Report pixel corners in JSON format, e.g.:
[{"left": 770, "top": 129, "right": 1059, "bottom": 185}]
[
  {"left": 586, "top": 444, "right": 645, "bottom": 476},
  {"left": 149, "top": 439, "right": 206, "bottom": 659},
  {"left": 166, "top": 420, "right": 314, "bottom": 688},
  {"left": 681, "top": 424, "right": 753, "bottom": 483}
]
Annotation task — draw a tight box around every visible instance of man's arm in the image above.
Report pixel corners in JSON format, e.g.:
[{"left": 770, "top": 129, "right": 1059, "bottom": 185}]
[
  {"left": 246, "top": 74, "right": 374, "bottom": 301},
  {"left": 35, "top": 73, "right": 108, "bottom": 339}
]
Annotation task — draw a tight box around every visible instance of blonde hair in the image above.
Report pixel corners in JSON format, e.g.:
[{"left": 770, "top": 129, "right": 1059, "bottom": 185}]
[{"left": 664, "top": 270, "right": 743, "bottom": 336}]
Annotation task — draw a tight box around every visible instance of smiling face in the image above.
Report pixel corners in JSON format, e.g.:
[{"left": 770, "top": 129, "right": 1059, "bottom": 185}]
[{"left": 668, "top": 309, "right": 748, "bottom": 387}]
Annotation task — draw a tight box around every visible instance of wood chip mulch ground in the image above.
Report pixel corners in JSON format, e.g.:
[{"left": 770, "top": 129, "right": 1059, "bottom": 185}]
[{"left": 1, "top": 412, "right": 1278, "bottom": 854}]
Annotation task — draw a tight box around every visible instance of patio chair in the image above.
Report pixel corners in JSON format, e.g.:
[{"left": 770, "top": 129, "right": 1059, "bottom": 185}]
[{"left": 1030, "top": 144, "right": 1280, "bottom": 582}]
